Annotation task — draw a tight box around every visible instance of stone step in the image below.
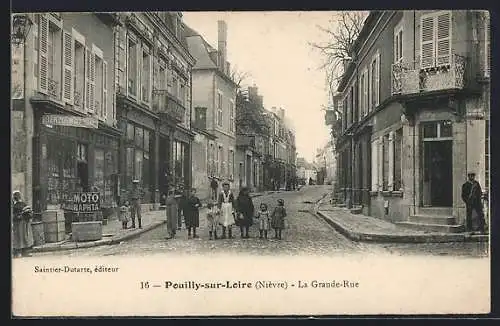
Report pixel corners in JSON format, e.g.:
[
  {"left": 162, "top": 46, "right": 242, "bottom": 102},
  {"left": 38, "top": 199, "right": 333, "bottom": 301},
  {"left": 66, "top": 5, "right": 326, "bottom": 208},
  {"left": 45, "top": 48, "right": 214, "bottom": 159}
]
[
  {"left": 419, "top": 206, "right": 453, "bottom": 216},
  {"left": 396, "top": 221, "right": 465, "bottom": 233},
  {"left": 350, "top": 206, "right": 363, "bottom": 214},
  {"left": 409, "top": 215, "right": 457, "bottom": 225}
]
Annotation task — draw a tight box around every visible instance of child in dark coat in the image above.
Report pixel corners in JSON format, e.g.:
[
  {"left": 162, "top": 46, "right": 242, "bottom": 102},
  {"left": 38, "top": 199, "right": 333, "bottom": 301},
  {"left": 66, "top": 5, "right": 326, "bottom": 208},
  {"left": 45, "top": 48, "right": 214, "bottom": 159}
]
[{"left": 271, "top": 199, "right": 287, "bottom": 240}]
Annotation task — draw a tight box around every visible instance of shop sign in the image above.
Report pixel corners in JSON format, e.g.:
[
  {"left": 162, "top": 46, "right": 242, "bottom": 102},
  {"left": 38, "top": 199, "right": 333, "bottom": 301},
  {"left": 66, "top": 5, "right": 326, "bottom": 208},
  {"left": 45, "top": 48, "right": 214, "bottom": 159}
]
[
  {"left": 61, "top": 192, "right": 101, "bottom": 212},
  {"left": 42, "top": 114, "right": 99, "bottom": 129}
]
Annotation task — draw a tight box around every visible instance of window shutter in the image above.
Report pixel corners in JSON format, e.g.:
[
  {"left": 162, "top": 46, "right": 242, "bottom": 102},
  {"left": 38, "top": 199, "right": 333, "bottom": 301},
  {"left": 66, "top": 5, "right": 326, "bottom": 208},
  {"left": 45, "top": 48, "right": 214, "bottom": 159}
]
[
  {"left": 124, "top": 32, "right": 129, "bottom": 96},
  {"left": 375, "top": 53, "right": 380, "bottom": 106},
  {"left": 364, "top": 70, "right": 368, "bottom": 113},
  {"left": 84, "top": 47, "right": 91, "bottom": 112},
  {"left": 103, "top": 60, "right": 108, "bottom": 120},
  {"left": 436, "top": 12, "right": 452, "bottom": 66},
  {"left": 38, "top": 14, "right": 49, "bottom": 94},
  {"left": 153, "top": 57, "right": 159, "bottom": 90},
  {"left": 485, "top": 13, "right": 490, "bottom": 77},
  {"left": 420, "top": 15, "right": 435, "bottom": 69},
  {"left": 62, "top": 31, "right": 74, "bottom": 104},
  {"left": 90, "top": 50, "right": 95, "bottom": 113},
  {"left": 137, "top": 45, "right": 143, "bottom": 100}
]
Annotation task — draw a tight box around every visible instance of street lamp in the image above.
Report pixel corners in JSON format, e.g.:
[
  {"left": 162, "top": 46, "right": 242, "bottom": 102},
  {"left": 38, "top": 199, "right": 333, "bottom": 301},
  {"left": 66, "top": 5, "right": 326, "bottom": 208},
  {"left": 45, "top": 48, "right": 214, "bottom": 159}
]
[{"left": 11, "top": 14, "right": 33, "bottom": 46}]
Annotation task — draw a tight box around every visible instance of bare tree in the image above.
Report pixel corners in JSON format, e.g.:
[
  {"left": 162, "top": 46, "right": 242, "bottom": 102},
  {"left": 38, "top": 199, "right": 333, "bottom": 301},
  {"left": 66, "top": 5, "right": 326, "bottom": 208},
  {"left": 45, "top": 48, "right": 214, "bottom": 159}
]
[
  {"left": 230, "top": 65, "right": 252, "bottom": 89},
  {"left": 310, "top": 11, "right": 368, "bottom": 105}
]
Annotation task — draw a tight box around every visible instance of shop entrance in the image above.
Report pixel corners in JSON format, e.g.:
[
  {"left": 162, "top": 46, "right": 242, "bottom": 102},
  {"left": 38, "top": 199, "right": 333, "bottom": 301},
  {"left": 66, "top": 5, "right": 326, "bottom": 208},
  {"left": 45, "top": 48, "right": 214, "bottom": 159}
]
[{"left": 421, "top": 121, "right": 453, "bottom": 207}]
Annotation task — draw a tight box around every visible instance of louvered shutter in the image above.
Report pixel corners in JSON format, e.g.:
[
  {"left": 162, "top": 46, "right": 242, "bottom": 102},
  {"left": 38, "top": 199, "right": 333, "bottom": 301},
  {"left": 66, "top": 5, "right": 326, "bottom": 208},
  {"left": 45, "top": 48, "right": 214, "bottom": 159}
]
[
  {"left": 436, "top": 12, "right": 452, "bottom": 66},
  {"left": 103, "top": 60, "right": 108, "bottom": 120},
  {"left": 62, "top": 31, "right": 74, "bottom": 104},
  {"left": 138, "top": 45, "right": 143, "bottom": 101},
  {"left": 124, "top": 32, "right": 129, "bottom": 96},
  {"left": 364, "top": 70, "right": 368, "bottom": 113},
  {"left": 420, "top": 15, "right": 435, "bottom": 69},
  {"left": 38, "top": 14, "right": 49, "bottom": 94},
  {"left": 90, "top": 50, "right": 95, "bottom": 113},
  {"left": 84, "top": 47, "right": 91, "bottom": 111},
  {"left": 485, "top": 13, "right": 490, "bottom": 77},
  {"left": 375, "top": 53, "right": 380, "bottom": 106}
]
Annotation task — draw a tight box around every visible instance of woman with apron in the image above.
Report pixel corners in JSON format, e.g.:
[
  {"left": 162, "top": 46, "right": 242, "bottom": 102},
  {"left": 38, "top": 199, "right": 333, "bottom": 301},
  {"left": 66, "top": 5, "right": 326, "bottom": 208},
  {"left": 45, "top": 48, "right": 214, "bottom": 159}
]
[{"left": 218, "top": 181, "right": 235, "bottom": 239}]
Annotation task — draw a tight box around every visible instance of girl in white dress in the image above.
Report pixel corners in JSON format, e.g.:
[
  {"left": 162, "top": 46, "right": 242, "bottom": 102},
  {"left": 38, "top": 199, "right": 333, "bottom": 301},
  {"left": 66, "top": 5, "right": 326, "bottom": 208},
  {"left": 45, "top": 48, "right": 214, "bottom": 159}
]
[
  {"left": 255, "top": 203, "right": 270, "bottom": 239},
  {"left": 217, "top": 181, "right": 235, "bottom": 239}
]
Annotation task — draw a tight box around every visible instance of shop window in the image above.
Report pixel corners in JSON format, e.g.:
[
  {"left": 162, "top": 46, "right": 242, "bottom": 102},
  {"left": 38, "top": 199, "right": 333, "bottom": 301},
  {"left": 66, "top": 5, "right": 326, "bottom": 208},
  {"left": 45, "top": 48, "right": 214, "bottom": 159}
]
[{"left": 423, "top": 123, "right": 438, "bottom": 138}]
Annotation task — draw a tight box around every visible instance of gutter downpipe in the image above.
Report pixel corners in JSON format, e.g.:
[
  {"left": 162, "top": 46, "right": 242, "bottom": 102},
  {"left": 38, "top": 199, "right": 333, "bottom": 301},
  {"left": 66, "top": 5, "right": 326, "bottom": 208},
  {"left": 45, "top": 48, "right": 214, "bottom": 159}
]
[{"left": 412, "top": 10, "right": 417, "bottom": 216}]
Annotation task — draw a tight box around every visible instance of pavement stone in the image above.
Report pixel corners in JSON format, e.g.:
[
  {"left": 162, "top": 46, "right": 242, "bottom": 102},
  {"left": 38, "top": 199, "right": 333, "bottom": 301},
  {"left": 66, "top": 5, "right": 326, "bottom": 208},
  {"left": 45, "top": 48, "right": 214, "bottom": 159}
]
[
  {"left": 31, "top": 191, "right": 269, "bottom": 253},
  {"left": 316, "top": 202, "right": 488, "bottom": 243}
]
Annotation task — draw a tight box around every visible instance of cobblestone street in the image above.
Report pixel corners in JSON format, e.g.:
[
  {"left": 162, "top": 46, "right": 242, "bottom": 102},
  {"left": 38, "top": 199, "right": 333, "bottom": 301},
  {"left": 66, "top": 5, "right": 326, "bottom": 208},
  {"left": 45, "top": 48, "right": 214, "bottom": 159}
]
[{"left": 31, "top": 186, "right": 489, "bottom": 258}]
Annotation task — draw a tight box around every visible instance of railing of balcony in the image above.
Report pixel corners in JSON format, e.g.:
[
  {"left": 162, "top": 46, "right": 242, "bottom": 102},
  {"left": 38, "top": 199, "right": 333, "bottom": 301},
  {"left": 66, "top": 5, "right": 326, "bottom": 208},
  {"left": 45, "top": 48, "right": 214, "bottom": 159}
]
[
  {"left": 74, "top": 90, "right": 83, "bottom": 109},
  {"left": 152, "top": 89, "right": 185, "bottom": 122},
  {"left": 391, "top": 54, "right": 467, "bottom": 95},
  {"left": 48, "top": 78, "right": 61, "bottom": 100}
]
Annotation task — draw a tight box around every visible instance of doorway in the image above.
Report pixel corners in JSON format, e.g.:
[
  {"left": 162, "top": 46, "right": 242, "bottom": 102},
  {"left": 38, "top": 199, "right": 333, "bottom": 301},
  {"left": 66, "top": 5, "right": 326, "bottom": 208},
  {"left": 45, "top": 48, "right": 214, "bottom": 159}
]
[
  {"left": 246, "top": 154, "right": 252, "bottom": 188},
  {"left": 421, "top": 121, "right": 453, "bottom": 207}
]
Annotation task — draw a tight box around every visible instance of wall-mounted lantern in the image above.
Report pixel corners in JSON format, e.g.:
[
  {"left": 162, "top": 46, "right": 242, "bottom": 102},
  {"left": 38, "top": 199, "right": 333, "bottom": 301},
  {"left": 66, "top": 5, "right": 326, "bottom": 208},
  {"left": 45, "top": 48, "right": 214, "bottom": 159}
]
[{"left": 11, "top": 14, "right": 33, "bottom": 46}]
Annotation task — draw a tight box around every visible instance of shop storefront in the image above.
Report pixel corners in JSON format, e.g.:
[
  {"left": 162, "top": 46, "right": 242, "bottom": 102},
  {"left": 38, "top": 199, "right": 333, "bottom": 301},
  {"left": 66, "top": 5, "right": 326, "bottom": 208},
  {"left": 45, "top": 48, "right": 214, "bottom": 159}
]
[{"left": 32, "top": 111, "right": 121, "bottom": 226}]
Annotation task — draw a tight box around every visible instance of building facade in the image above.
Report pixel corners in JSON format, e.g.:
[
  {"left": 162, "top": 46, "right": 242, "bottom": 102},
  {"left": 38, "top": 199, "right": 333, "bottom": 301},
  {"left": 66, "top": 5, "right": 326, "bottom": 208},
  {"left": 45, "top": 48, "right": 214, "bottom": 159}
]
[
  {"left": 335, "top": 10, "right": 490, "bottom": 231},
  {"left": 114, "top": 12, "right": 196, "bottom": 205},
  {"left": 12, "top": 13, "right": 122, "bottom": 215},
  {"left": 186, "top": 20, "right": 238, "bottom": 194}
]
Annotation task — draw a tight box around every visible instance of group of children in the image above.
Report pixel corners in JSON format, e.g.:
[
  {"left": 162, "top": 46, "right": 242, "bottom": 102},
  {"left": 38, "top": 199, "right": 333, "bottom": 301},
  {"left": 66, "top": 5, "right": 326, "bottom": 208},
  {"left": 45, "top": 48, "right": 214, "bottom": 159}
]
[{"left": 207, "top": 198, "right": 287, "bottom": 240}]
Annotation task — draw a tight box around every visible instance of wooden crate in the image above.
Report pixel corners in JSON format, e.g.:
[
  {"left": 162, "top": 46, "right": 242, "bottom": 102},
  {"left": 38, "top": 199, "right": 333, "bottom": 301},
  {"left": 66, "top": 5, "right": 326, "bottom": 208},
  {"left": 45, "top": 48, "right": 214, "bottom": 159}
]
[
  {"left": 72, "top": 221, "right": 103, "bottom": 242},
  {"left": 42, "top": 209, "right": 66, "bottom": 243}
]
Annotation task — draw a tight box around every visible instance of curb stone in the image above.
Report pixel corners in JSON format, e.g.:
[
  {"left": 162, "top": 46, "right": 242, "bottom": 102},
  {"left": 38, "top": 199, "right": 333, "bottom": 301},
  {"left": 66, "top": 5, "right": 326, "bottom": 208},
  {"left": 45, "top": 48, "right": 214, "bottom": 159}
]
[{"left": 316, "top": 210, "right": 488, "bottom": 244}]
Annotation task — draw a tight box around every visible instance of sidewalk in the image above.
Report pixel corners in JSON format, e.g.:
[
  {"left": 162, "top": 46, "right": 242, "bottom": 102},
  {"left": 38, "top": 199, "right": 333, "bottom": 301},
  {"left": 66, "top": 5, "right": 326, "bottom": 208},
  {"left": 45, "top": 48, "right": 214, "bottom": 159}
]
[
  {"left": 316, "top": 202, "right": 489, "bottom": 244},
  {"left": 32, "top": 191, "right": 271, "bottom": 253}
]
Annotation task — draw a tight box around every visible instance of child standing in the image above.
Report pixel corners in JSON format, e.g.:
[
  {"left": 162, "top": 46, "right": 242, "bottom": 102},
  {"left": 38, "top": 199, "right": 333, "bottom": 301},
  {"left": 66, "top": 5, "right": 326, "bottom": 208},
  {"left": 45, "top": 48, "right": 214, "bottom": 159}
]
[
  {"left": 255, "top": 203, "right": 270, "bottom": 239},
  {"left": 119, "top": 200, "right": 131, "bottom": 230},
  {"left": 206, "top": 201, "right": 220, "bottom": 240},
  {"left": 271, "top": 199, "right": 287, "bottom": 239}
]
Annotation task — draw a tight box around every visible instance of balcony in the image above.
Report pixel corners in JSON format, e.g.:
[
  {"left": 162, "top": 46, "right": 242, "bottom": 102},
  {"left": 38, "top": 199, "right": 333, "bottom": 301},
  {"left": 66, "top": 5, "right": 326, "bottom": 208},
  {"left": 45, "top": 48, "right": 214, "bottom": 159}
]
[
  {"left": 391, "top": 54, "right": 467, "bottom": 96},
  {"left": 152, "top": 90, "right": 186, "bottom": 123}
]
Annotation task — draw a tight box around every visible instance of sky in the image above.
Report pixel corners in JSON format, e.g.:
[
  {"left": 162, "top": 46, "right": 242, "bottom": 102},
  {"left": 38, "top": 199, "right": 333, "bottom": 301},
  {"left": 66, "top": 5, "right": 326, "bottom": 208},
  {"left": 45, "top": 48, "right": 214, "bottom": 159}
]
[{"left": 183, "top": 11, "right": 337, "bottom": 163}]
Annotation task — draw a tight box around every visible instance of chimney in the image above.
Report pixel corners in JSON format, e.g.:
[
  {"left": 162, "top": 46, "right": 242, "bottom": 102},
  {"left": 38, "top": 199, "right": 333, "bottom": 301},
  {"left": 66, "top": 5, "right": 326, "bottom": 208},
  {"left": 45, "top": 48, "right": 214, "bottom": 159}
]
[
  {"left": 257, "top": 95, "right": 263, "bottom": 108},
  {"left": 217, "top": 20, "right": 227, "bottom": 71},
  {"left": 279, "top": 108, "right": 285, "bottom": 120},
  {"left": 248, "top": 86, "right": 258, "bottom": 99}
]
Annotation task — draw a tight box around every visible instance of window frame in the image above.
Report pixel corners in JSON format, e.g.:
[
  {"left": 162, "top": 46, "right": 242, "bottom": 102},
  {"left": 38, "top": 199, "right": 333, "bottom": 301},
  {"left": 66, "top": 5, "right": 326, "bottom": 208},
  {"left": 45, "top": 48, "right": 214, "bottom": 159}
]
[
  {"left": 394, "top": 22, "right": 404, "bottom": 64},
  {"left": 217, "top": 90, "right": 223, "bottom": 128},
  {"left": 420, "top": 10, "right": 452, "bottom": 69}
]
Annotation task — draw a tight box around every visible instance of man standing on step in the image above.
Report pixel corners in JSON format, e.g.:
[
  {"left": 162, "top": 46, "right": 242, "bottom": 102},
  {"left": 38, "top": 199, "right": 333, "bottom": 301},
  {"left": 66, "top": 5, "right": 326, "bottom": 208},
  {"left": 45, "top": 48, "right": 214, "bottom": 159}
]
[
  {"left": 461, "top": 172, "right": 486, "bottom": 234},
  {"left": 130, "top": 179, "right": 145, "bottom": 229}
]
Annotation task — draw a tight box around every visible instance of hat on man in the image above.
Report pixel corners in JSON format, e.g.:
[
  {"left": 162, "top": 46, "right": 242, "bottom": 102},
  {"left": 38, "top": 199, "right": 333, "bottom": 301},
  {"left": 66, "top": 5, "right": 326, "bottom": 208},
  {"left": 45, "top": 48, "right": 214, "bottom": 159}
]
[
  {"left": 222, "top": 180, "right": 230, "bottom": 186},
  {"left": 132, "top": 179, "right": 140, "bottom": 184},
  {"left": 467, "top": 172, "right": 476, "bottom": 176}
]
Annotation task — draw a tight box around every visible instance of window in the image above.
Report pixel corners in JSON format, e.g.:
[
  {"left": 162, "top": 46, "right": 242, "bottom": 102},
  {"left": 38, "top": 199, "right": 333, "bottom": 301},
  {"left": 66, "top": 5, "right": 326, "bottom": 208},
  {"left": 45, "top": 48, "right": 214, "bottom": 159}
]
[
  {"left": 382, "top": 134, "right": 390, "bottom": 191},
  {"left": 351, "top": 85, "right": 357, "bottom": 122},
  {"left": 394, "top": 24, "right": 403, "bottom": 63},
  {"left": 94, "top": 53, "right": 104, "bottom": 118},
  {"left": 141, "top": 46, "right": 151, "bottom": 103},
  {"left": 115, "top": 26, "right": 127, "bottom": 93},
  {"left": 393, "top": 129, "right": 403, "bottom": 191},
  {"left": 229, "top": 100, "right": 235, "bottom": 132},
  {"left": 128, "top": 36, "right": 138, "bottom": 96},
  {"left": 47, "top": 21, "right": 62, "bottom": 100},
  {"left": 217, "top": 92, "right": 223, "bottom": 127},
  {"left": 125, "top": 123, "right": 151, "bottom": 198},
  {"left": 420, "top": 11, "right": 452, "bottom": 69},
  {"left": 73, "top": 39, "right": 85, "bottom": 110},
  {"left": 371, "top": 140, "right": 378, "bottom": 191},
  {"left": 218, "top": 146, "right": 224, "bottom": 177},
  {"left": 422, "top": 121, "right": 452, "bottom": 140},
  {"left": 370, "top": 52, "right": 380, "bottom": 109},
  {"left": 155, "top": 58, "right": 166, "bottom": 90},
  {"left": 179, "top": 82, "right": 186, "bottom": 105},
  {"left": 215, "top": 145, "right": 220, "bottom": 176}
]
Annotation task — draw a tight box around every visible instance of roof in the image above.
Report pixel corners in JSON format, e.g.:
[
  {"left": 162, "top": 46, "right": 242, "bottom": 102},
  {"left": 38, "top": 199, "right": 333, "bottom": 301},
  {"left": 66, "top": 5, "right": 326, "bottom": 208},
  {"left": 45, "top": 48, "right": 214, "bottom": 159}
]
[{"left": 185, "top": 25, "right": 219, "bottom": 70}]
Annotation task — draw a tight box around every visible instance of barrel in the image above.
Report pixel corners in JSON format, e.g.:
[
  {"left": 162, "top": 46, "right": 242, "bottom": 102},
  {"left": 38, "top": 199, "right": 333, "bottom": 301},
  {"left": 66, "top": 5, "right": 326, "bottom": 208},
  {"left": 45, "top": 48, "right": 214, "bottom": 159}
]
[
  {"left": 42, "top": 209, "right": 66, "bottom": 243},
  {"left": 31, "top": 220, "right": 45, "bottom": 246}
]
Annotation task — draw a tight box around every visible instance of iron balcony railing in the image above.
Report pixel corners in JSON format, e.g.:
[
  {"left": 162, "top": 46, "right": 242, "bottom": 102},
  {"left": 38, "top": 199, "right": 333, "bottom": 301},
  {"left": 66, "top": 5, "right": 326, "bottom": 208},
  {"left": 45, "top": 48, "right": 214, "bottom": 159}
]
[
  {"left": 48, "top": 78, "right": 61, "bottom": 100},
  {"left": 152, "top": 89, "right": 186, "bottom": 123},
  {"left": 74, "top": 90, "right": 83, "bottom": 108},
  {"left": 391, "top": 54, "right": 467, "bottom": 96}
]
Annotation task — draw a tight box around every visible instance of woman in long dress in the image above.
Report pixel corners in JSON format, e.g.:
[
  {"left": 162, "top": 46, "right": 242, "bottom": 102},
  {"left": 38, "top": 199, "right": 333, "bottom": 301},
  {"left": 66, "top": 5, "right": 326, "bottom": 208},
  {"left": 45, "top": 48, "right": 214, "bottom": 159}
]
[
  {"left": 235, "top": 187, "right": 254, "bottom": 238},
  {"left": 184, "top": 188, "right": 202, "bottom": 239},
  {"left": 218, "top": 181, "right": 235, "bottom": 239},
  {"left": 12, "top": 191, "right": 34, "bottom": 258}
]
